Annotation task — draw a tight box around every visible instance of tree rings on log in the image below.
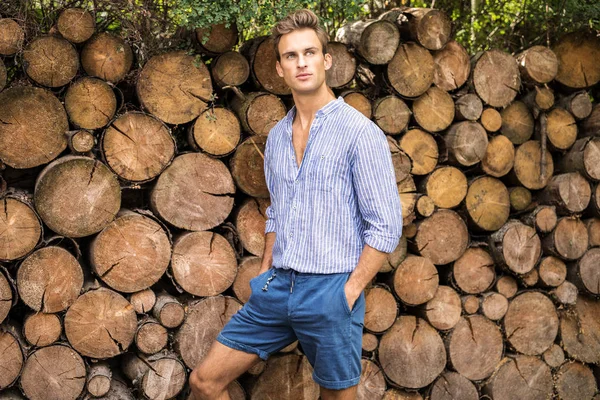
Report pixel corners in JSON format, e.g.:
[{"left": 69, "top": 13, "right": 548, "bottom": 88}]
[
  {"left": 230, "top": 136, "right": 268, "bottom": 198},
  {"left": 545, "top": 107, "right": 578, "bottom": 150},
  {"left": 421, "top": 166, "right": 467, "bottom": 209},
  {"left": 397, "top": 8, "right": 452, "bottom": 50},
  {"left": 559, "top": 137, "right": 600, "bottom": 181},
  {"left": 551, "top": 281, "right": 578, "bottom": 305},
  {"left": 17, "top": 246, "right": 83, "bottom": 312},
  {"left": 429, "top": 371, "right": 478, "bottom": 400},
  {"left": 431, "top": 40, "right": 470, "bottom": 91},
  {"left": 140, "top": 352, "right": 187, "bottom": 399},
  {"left": 560, "top": 294, "right": 600, "bottom": 363},
  {"left": 137, "top": 51, "right": 212, "bottom": 124},
  {"left": 0, "top": 269, "right": 13, "bottom": 324},
  {"left": 325, "top": 42, "right": 356, "bottom": 89},
  {"left": 568, "top": 248, "right": 600, "bottom": 296},
  {"left": 90, "top": 211, "right": 171, "bottom": 293},
  {"left": 504, "top": 292, "right": 558, "bottom": 355},
  {"left": 342, "top": 91, "right": 372, "bottom": 119},
  {"left": 455, "top": 93, "right": 483, "bottom": 121},
  {"left": 129, "top": 288, "right": 156, "bottom": 314},
  {"left": 501, "top": 101, "right": 534, "bottom": 145},
  {"left": 555, "top": 361, "right": 597, "bottom": 400},
  {"left": 393, "top": 255, "right": 438, "bottom": 306},
  {"left": 482, "top": 134, "right": 515, "bottom": 177},
  {"left": 516, "top": 45, "right": 558, "bottom": 84},
  {"left": 34, "top": 156, "right": 121, "bottom": 237},
  {"left": 57, "top": 8, "right": 96, "bottom": 43},
  {"left": 20, "top": 345, "right": 86, "bottom": 400},
  {"left": 465, "top": 176, "right": 510, "bottom": 231},
  {"left": 373, "top": 95, "right": 410, "bottom": 135},
  {"left": 231, "top": 92, "right": 286, "bottom": 136},
  {"left": 0, "top": 196, "right": 42, "bottom": 261},
  {"left": 0, "top": 87, "right": 68, "bottom": 169},
  {"left": 553, "top": 31, "right": 600, "bottom": 89},
  {"left": 509, "top": 184, "right": 532, "bottom": 212},
  {"left": 387, "top": 42, "right": 434, "bottom": 98},
  {"left": 512, "top": 140, "right": 554, "bottom": 190},
  {"left": 87, "top": 362, "right": 112, "bottom": 397},
  {"left": 23, "top": 35, "right": 78, "bottom": 87},
  {"left": 357, "top": 359, "right": 387, "bottom": 400},
  {"left": 250, "top": 354, "right": 319, "bottom": 399},
  {"left": 481, "top": 292, "right": 508, "bottom": 321},
  {"left": 423, "top": 285, "right": 461, "bottom": 331},
  {"left": 490, "top": 221, "right": 541, "bottom": 274},
  {"left": 544, "top": 217, "right": 588, "bottom": 260},
  {"left": 232, "top": 256, "right": 261, "bottom": 303},
  {"left": 362, "top": 333, "right": 378, "bottom": 353},
  {"left": 538, "top": 256, "right": 566, "bottom": 287},
  {"left": 81, "top": 33, "right": 133, "bottom": 83},
  {"left": 171, "top": 231, "right": 237, "bottom": 297},
  {"left": 65, "top": 77, "right": 117, "bottom": 130},
  {"left": 189, "top": 107, "right": 240, "bottom": 157},
  {"left": 68, "top": 130, "right": 95, "bottom": 154},
  {"left": 212, "top": 51, "right": 249, "bottom": 89},
  {"left": 398, "top": 129, "right": 438, "bottom": 175},
  {"left": 175, "top": 296, "right": 242, "bottom": 369},
  {"left": 413, "top": 87, "right": 454, "bottom": 132},
  {"left": 539, "top": 172, "right": 590, "bottom": 214},
  {"left": 496, "top": 275, "right": 518, "bottom": 298},
  {"left": 0, "top": 329, "right": 23, "bottom": 390},
  {"left": 481, "top": 107, "right": 502, "bottom": 132},
  {"left": 150, "top": 152, "right": 235, "bottom": 231},
  {"left": 153, "top": 293, "right": 185, "bottom": 329},
  {"left": 452, "top": 247, "right": 495, "bottom": 294},
  {"left": 542, "top": 343, "right": 565, "bottom": 368},
  {"left": 241, "top": 36, "right": 290, "bottom": 95},
  {"left": 364, "top": 287, "right": 397, "bottom": 333},
  {"left": 379, "top": 316, "right": 446, "bottom": 389},
  {"left": 473, "top": 50, "right": 520, "bottom": 108},
  {"left": 336, "top": 19, "right": 400, "bottom": 65},
  {"left": 64, "top": 288, "right": 137, "bottom": 359},
  {"left": 102, "top": 112, "right": 175, "bottom": 182},
  {"left": 0, "top": 19, "right": 24, "bottom": 56},
  {"left": 195, "top": 23, "right": 239, "bottom": 55},
  {"left": 235, "top": 198, "right": 268, "bottom": 256},
  {"left": 557, "top": 91, "right": 593, "bottom": 120},
  {"left": 415, "top": 209, "right": 468, "bottom": 265},
  {"left": 444, "top": 121, "right": 488, "bottom": 167},
  {"left": 23, "top": 312, "right": 61, "bottom": 347},
  {"left": 482, "top": 356, "right": 552, "bottom": 400}
]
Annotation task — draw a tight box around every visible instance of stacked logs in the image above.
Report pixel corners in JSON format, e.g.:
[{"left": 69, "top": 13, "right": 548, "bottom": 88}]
[{"left": 1, "top": 5, "right": 600, "bottom": 400}]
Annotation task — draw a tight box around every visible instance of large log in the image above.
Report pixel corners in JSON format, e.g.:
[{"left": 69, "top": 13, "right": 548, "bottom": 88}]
[
  {"left": 335, "top": 19, "right": 400, "bottom": 65},
  {"left": 57, "top": 8, "right": 95, "bottom": 43},
  {"left": 392, "top": 255, "right": 438, "bottom": 306},
  {"left": 129, "top": 289, "right": 156, "bottom": 315},
  {"left": 489, "top": 221, "right": 541, "bottom": 274},
  {"left": 387, "top": 42, "right": 434, "bottom": 98},
  {"left": 581, "top": 104, "right": 600, "bottom": 137},
  {"left": 230, "top": 92, "right": 286, "bottom": 136},
  {"left": 234, "top": 198, "right": 268, "bottom": 256},
  {"left": 250, "top": 354, "right": 319, "bottom": 399},
  {"left": 342, "top": 91, "right": 372, "bottom": 119},
  {"left": 512, "top": 140, "right": 554, "bottom": 190},
  {"left": 414, "top": 209, "right": 468, "bottom": 265},
  {"left": 65, "top": 77, "right": 117, "bottom": 130},
  {"left": 422, "top": 285, "right": 461, "bottom": 330},
  {"left": 523, "top": 205, "right": 557, "bottom": 233},
  {"left": 81, "top": 33, "right": 133, "bottom": 83},
  {"left": 195, "top": 23, "right": 238, "bottom": 55},
  {"left": 515, "top": 46, "right": 558, "bottom": 84},
  {"left": 429, "top": 371, "right": 478, "bottom": 400},
  {"left": 23, "top": 36, "right": 79, "bottom": 87},
  {"left": 325, "top": 42, "right": 356, "bottom": 89},
  {"left": 0, "top": 195, "right": 42, "bottom": 261},
  {"left": 232, "top": 256, "right": 261, "bottom": 304},
  {"left": 552, "top": 31, "right": 600, "bottom": 89},
  {"left": 364, "top": 286, "right": 397, "bottom": 333},
  {"left": 0, "top": 87, "right": 68, "bottom": 169},
  {"left": 211, "top": 51, "right": 249, "bottom": 88},
  {"left": 558, "top": 137, "right": 600, "bottom": 181},
  {"left": 240, "top": 36, "right": 290, "bottom": 95},
  {"left": 538, "top": 256, "right": 566, "bottom": 287},
  {"left": 137, "top": 51, "right": 212, "bottom": 124},
  {"left": 140, "top": 352, "right": 187, "bottom": 400},
  {"left": 555, "top": 362, "right": 597, "bottom": 400},
  {"left": 357, "top": 359, "right": 386, "bottom": 400},
  {"left": 473, "top": 50, "right": 520, "bottom": 108},
  {"left": 152, "top": 293, "right": 185, "bottom": 329},
  {"left": 542, "top": 217, "right": 588, "bottom": 260},
  {"left": 431, "top": 40, "right": 470, "bottom": 91},
  {"left": 412, "top": 87, "right": 454, "bottom": 132},
  {"left": 482, "top": 356, "right": 553, "bottom": 400},
  {"left": 542, "top": 107, "right": 578, "bottom": 150},
  {"left": 0, "top": 19, "right": 24, "bottom": 55},
  {"left": 454, "top": 93, "right": 482, "bottom": 121},
  {"left": 87, "top": 362, "right": 112, "bottom": 398},
  {"left": 556, "top": 91, "right": 593, "bottom": 120},
  {"left": 420, "top": 166, "right": 467, "bottom": 209},
  {"left": 568, "top": 248, "right": 600, "bottom": 296},
  {"left": 0, "top": 269, "right": 13, "bottom": 324},
  {"left": 538, "top": 172, "right": 591, "bottom": 214}
]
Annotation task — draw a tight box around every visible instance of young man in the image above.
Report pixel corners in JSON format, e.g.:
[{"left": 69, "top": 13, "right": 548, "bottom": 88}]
[{"left": 190, "top": 9, "right": 402, "bottom": 400}]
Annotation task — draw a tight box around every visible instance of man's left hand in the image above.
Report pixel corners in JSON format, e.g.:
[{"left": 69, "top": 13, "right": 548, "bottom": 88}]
[{"left": 344, "top": 283, "right": 362, "bottom": 311}]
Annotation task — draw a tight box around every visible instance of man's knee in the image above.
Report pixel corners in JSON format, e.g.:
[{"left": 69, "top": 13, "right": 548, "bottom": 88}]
[{"left": 189, "top": 366, "right": 227, "bottom": 400}]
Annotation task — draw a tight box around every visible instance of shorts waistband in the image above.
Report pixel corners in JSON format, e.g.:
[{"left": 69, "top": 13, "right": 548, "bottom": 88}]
[{"left": 272, "top": 267, "right": 349, "bottom": 277}]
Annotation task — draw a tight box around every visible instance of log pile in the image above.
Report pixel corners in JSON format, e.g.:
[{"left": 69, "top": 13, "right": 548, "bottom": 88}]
[{"left": 1, "top": 5, "right": 600, "bottom": 400}]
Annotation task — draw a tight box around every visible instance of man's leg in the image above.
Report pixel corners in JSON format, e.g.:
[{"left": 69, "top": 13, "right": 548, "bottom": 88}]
[
  {"left": 320, "top": 386, "right": 359, "bottom": 400},
  {"left": 189, "top": 340, "right": 260, "bottom": 400}
]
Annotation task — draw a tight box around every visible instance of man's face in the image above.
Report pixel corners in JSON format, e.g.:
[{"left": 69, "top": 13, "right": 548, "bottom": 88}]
[{"left": 276, "top": 28, "right": 332, "bottom": 95}]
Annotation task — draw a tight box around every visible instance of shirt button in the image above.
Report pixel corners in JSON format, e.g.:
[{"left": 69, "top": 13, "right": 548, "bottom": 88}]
[{"left": 292, "top": 206, "right": 297, "bottom": 210}]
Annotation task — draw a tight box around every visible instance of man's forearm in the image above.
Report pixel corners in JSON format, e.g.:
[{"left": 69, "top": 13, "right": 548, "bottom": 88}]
[
  {"left": 259, "top": 232, "right": 276, "bottom": 273},
  {"left": 344, "top": 244, "right": 388, "bottom": 307}
]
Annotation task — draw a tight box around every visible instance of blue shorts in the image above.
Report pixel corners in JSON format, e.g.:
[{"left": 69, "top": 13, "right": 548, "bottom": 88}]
[{"left": 217, "top": 267, "right": 366, "bottom": 390}]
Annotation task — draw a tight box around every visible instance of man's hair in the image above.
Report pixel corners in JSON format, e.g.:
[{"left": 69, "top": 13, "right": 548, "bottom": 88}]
[{"left": 271, "top": 9, "right": 329, "bottom": 61}]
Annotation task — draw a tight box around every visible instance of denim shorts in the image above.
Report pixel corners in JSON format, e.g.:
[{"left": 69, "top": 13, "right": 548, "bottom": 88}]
[{"left": 217, "top": 267, "right": 366, "bottom": 390}]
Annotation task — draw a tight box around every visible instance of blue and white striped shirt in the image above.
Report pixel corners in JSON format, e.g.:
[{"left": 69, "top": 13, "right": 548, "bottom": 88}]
[{"left": 264, "top": 97, "right": 402, "bottom": 274}]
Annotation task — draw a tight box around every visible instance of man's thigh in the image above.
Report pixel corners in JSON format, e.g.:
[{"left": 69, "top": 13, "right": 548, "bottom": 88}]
[{"left": 194, "top": 340, "right": 261, "bottom": 385}]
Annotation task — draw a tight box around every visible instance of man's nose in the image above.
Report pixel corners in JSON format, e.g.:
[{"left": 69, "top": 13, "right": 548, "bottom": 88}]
[{"left": 297, "top": 55, "right": 307, "bottom": 68}]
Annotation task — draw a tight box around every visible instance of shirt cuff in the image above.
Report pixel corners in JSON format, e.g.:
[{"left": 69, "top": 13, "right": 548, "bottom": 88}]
[
  {"left": 265, "top": 219, "right": 276, "bottom": 234},
  {"left": 364, "top": 231, "right": 401, "bottom": 254}
]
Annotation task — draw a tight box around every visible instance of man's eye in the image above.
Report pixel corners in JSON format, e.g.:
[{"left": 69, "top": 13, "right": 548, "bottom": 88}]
[
  {"left": 306, "top": 51, "right": 314, "bottom": 55},
  {"left": 287, "top": 54, "right": 295, "bottom": 59}
]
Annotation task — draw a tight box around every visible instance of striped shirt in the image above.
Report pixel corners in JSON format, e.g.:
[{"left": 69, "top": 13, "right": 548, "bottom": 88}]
[{"left": 264, "top": 97, "right": 402, "bottom": 274}]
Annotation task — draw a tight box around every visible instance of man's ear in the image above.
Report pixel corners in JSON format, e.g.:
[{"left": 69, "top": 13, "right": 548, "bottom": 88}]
[
  {"left": 324, "top": 53, "right": 332, "bottom": 71},
  {"left": 275, "top": 60, "right": 284, "bottom": 78}
]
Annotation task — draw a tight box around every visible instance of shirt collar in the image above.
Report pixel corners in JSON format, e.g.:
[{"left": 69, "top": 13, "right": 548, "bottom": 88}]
[{"left": 285, "top": 96, "right": 345, "bottom": 125}]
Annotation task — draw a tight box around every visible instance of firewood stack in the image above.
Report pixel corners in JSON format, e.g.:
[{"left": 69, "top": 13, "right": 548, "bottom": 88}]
[{"left": 1, "top": 6, "right": 600, "bottom": 400}]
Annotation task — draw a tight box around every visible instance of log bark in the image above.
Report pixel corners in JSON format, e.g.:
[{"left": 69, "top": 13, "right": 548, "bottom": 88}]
[
  {"left": 342, "top": 91, "right": 372, "bottom": 119},
  {"left": 34, "top": 156, "right": 121, "bottom": 237},
  {"left": 556, "top": 91, "right": 593, "bottom": 120},
  {"left": 392, "top": 255, "right": 438, "bottom": 306},
  {"left": 568, "top": 248, "right": 600, "bottom": 296},
  {"left": 501, "top": 101, "right": 534, "bottom": 145},
  {"left": 558, "top": 137, "right": 600, "bottom": 181},
  {"left": 455, "top": 93, "right": 482, "bottom": 121},
  {"left": 489, "top": 221, "right": 541, "bottom": 274},
  {"left": 250, "top": 354, "right": 319, "bottom": 399},
  {"left": 23, "top": 312, "right": 61, "bottom": 347},
  {"left": 23, "top": 36, "right": 79, "bottom": 87},
  {"left": 150, "top": 153, "right": 235, "bottom": 231},
  {"left": 240, "top": 36, "right": 290, "bottom": 95},
  {"left": 452, "top": 247, "right": 495, "bottom": 294},
  {"left": 473, "top": 50, "right": 521, "bottom": 107},
  {"left": 137, "top": 51, "right": 212, "bottom": 124},
  {"left": 398, "top": 129, "right": 439, "bottom": 175},
  {"left": 482, "top": 356, "right": 552, "bottom": 400},
  {"left": 230, "top": 136, "right": 269, "bottom": 198},
  {"left": 373, "top": 95, "right": 410, "bottom": 135},
  {"left": 443, "top": 121, "right": 488, "bottom": 167},
  {"left": 422, "top": 285, "right": 461, "bottom": 330},
  {"left": 412, "top": 87, "right": 455, "bottom": 132},
  {"left": 152, "top": 293, "right": 185, "bottom": 329},
  {"left": 512, "top": 140, "right": 554, "bottom": 190},
  {"left": 230, "top": 92, "right": 286, "bottom": 136},
  {"left": 387, "top": 43, "right": 434, "bottom": 98},
  {"left": 465, "top": 176, "right": 510, "bottom": 231},
  {"left": 555, "top": 362, "right": 597, "bottom": 400},
  {"left": 431, "top": 40, "right": 470, "bottom": 91},
  {"left": 481, "top": 134, "right": 514, "bottom": 177},
  {"left": 414, "top": 209, "right": 468, "bottom": 265},
  {"left": 515, "top": 46, "right": 558, "bottom": 84},
  {"left": 357, "top": 359, "right": 386, "bottom": 400},
  {"left": 543, "top": 217, "right": 588, "bottom": 260},
  {"left": 325, "top": 42, "right": 356, "bottom": 89},
  {"left": 65, "top": 77, "right": 117, "bottom": 130},
  {"left": 81, "top": 33, "right": 133, "bottom": 83},
  {"left": 65, "top": 288, "right": 137, "bottom": 359},
  {"left": 129, "top": 289, "right": 156, "bottom": 314},
  {"left": 429, "top": 371, "right": 478, "bottom": 400},
  {"left": 0, "top": 328, "right": 23, "bottom": 390},
  {"left": 581, "top": 104, "right": 600, "bottom": 137},
  {"left": 0, "top": 86, "right": 68, "bottom": 169},
  {"left": 57, "top": 8, "right": 95, "bottom": 43},
  {"left": 195, "top": 23, "right": 239, "bottom": 55},
  {"left": 135, "top": 318, "right": 168, "bottom": 355},
  {"left": 0, "top": 195, "right": 42, "bottom": 261},
  {"left": 87, "top": 362, "right": 112, "bottom": 397},
  {"left": 552, "top": 31, "right": 600, "bottom": 89},
  {"left": 0, "top": 19, "right": 24, "bottom": 55},
  {"left": 379, "top": 316, "right": 446, "bottom": 389},
  {"left": 364, "top": 286, "right": 397, "bottom": 333},
  {"left": 0, "top": 269, "right": 13, "bottom": 324},
  {"left": 420, "top": 166, "right": 467, "bottom": 209},
  {"left": 523, "top": 205, "right": 557, "bottom": 233},
  {"left": 380, "top": 8, "right": 451, "bottom": 51},
  {"left": 481, "top": 107, "right": 502, "bottom": 132},
  {"left": 335, "top": 19, "right": 400, "bottom": 65}
]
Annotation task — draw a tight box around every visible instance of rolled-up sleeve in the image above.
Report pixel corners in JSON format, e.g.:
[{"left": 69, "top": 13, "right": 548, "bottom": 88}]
[
  {"left": 264, "top": 136, "right": 276, "bottom": 234},
  {"left": 351, "top": 122, "right": 402, "bottom": 253}
]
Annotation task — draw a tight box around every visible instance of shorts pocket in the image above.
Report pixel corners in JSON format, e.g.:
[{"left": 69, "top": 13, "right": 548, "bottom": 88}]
[{"left": 250, "top": 269, "right": 272, "bottom": 288}]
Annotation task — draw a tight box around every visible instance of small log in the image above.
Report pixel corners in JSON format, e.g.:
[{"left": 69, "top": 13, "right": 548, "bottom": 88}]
[
  {"left": 373, "top": 94, "right": 410, "bottom": 135},
  {"left": 482, "top": 356, "right": 553, "bottom": 400},
  {"left": 91, "top": 210, "right": 171, "bottom": 293},
  {"left": 443, "top": 121, "right": 488, "bottom": 167},
  {"left": 230, "top": 136, "right": 269, "bottom": 198},
  {"left": 0, "top": 19, "right": 24, "bottom": 55},
  {"left": 234, "top": 198, "right": 268, "bottom": 257},
  {"left": 0, "top": 328, "right": 24, "bottom": 390},
  {"left": 538, "top": 172, "right": 591, "bottom": 215},
  {"left": 23, "top": 312, "right": 61, "bottom": 347},
  {"left": 364, "top": 286, "right": 397, "bottom": 333},
  {"left": 414, "top": 209, "right": 469, "bottom": 265},
  {"left": 140, "top": 352, "right": 187, "bottom": 400},
  {"left": 189, "top": 107, "right": 240, "bottom": 157},
  {"left": 473, "top": 50, "right": 520, "bottom": 108},
  {"left": 136, "top": 318, "right": 168, "bottom": 355},
  {"left": 398, "top": 129, "right": 439, "bottom": 175},
  {"left": 552, "top": 31, "right": 600, "bottom": 89},
  {"left": 422, "top": 285, "right": 461, "bottom": 330},
  {"left": 68, "top": 130, "right": 95, "bottom": 154},
  {"left": 0, "top": 195, "right": 42, "bottom": 261},
  {"left": 581, "top": 104, "right": 600, "bottom": 137},
  {"left": 512, "top": 140, "right": 554, "bottom": 190},
  {"left": 540, "top": 107, "right": 578, "bottom": 151},
  {"left": 523, "top": 205, "right": 557, "bottom": 233},
  {"left": 412, "top": 87, "right": 454, "bottom": 132},
  {"left": 542, "top": 343, "right": 565, "bottom": 368},
  {"left": 0, "top": 86, "right": 68, "bottom": 169},
  {"left": 415, "top": 195, "right": 435, "bottom": 217},
  {"left": 195, "top": 23, "right": 239, "bottom": 55},
  {"left": 480, "top": 292, "right": 508, "bottom": 321},
  {"left": 362, "top": 333, "right": 378, "bottom": 353},
  {"left": 543, "top": 217, "right": 588, "bottom": 261},
  {"left": 250, "top": 354, "right": 319, "bottom": 399},
  {"left": 452, "top": 247, "right": 495, "bottom": 294},
  {"left": 455, "top": 93, "right": 483, "bottom": 121},
  {"left": 465, "top": 176, "right": 510, "bottom": 231},
  {"left": 555, "top": 362, "right": 597, "bottom": 400},
  {"left": 501, "top": 101, "right": 534, "bottom": 145},
  {"left": 558, "top": 137, "right": 600, "bottom": 181},
  {"left": 17, "top": 246, "right": 83, "bottom": 312},
  {"left": 509, "top": 186, "right": 532, "bottom": 212},
  {"left": 152, "top": 293, "right": 185, "bottom": 329},
  {"left": 336, "top": 19, "right": 400, "bottom": 65},
  {"left": 342, "top": 91, "right": 372, "bottom": 119},
  {"left": 381, "top": 8, "right": 451, "bottom": 51},
  {"left": 420, "top": 166, "right": 467, "bottom": 209},
  {"left": 357, "top": 359, "right": 386, "bottom": 400},
  {"left": 129, "top": 289, "right": 156, "bottom": 314},
  {"left": 392, "top": 255, "right": 438, "bottom": 306},
  {"left": 520, "top": 268, "right": 539, "bottom": 287},
  {"left": 489, "top": 221, "right": 541, "bottom": 274},
  {"left": 231, "top": 92, "right": 286, "bottom": 136},
  {"left": 240, "top": 36, "right": 290, "bottom": 95},
  {"left": 325, "top": 42, "right": 357, "bottom": 89},
  {"left": 431, "top": 40, "right": 470, "bottom": 91},
  {"left": 175, "top": 296, "right": 242, "bottom": 369},
  {"left": 550, "top": 281, "right": 578, "bottom": 305},
  {"left": 388, "top": 138, "right": 412, "bottom": 183},
  {"left": 23, "top": 36, "right": 79, "bottom": 87},
  {"left": 57, "top": 8, "right": 95, "bottom": 43},
  {"left": 387, "top": 42, "right": 434, "bottom": 98},
  {"left": 496, "top": 275, "right": 518, "bottom": 298},
  {"left": 65, "top": 77, "right": 117, "bottom": 130},
  {"left": 538, "top": 256, "right": 566, "bottom": 287},
  {"left": 383, "top": 389, "right": 423, "bottom": 399},
  {"left": 481, "top": 107, "right": 502, "bottom": 132},
  {"left": 446, "top": 315, "right": 503, "bottom": 381},
  {"left": 461, "top": 295, "right": 479, "bottom": 314},
  {"left": 380, "top": 236, "right": 408, "bottom": 273},
  {"left": 65, "top": 288, "right": 137, "bottom": 359},
  {"left": 515, "top": 46, "right": 558, "bottom": 84},
  {"left": 211, "top": 51, "right": 249, "bottom": 88},
  {"left": 232, "top": 256, "right": 262, "bottom": 303},
  {"left": 379, "top": 316, "right": 446, "bottom": 389},
  {"left": 87, "top": 362, "right": 112, "bottom": 398},
  {"left": 81, "top": 33, "right": 133, "bottom": 83},
  {"left": 568, "top": 248, "right": 600, "bottom": 296},
  {"left": 481, "top": 134, "right": 515, "bottom": 177},
  {"left": 137, "top": 51, "right": 212, "bottom": 124},
  {"left": 150, "top": 153, "right": 235, "bottom": 231},
  {"left": 560, "top": 294, "right": 600, "bottom": 363},
  {"left": 522, "top": 86, "right": 554, "bottom": 115},
  {"left": 429, "top": 371, "right": 478, "bottom": 400},
  {"left": 556, "top": 91, "right": 593, "bottom": 120},
  {"left": 586, "top": 218, "right": 600, "bottom": 247},
  {"left": 20, "top": 345, "right": 86, "bottom": 400}
]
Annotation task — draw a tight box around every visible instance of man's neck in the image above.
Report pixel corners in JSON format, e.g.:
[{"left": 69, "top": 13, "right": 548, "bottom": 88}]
[{"left": 292, "top": 86, "right": 336, "bottom": 129}]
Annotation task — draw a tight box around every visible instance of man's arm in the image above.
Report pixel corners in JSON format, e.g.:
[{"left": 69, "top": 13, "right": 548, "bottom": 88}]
[{"left": 259, "top": 231, "right": 276, "bottom": 274}]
